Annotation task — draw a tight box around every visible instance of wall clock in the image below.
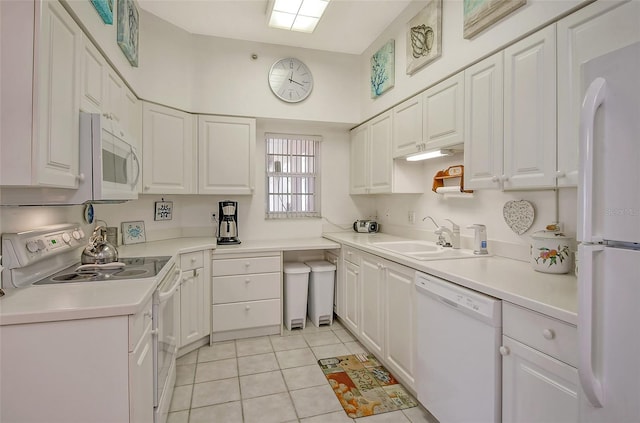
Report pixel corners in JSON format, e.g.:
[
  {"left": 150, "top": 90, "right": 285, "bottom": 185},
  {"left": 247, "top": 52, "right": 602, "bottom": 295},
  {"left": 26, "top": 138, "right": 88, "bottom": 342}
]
[{"left": 268, "top": 57, "right": 313, "bottom": 103}]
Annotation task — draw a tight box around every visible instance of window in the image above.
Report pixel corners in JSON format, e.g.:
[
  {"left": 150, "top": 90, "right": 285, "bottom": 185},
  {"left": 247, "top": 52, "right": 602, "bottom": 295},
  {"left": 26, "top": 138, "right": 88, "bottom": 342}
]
[{"left": 265, "top": 133, "right": 321, "bottom": 219}]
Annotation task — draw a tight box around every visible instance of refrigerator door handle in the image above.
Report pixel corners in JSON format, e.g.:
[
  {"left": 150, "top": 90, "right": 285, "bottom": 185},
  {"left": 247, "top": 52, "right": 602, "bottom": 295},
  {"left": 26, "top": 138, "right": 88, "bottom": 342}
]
[
  {"left": 578, "top": 77, "right": 607, "bottom": 243},
  {"left": 578, "top": 243, "right": 605, "bottom": 408}
]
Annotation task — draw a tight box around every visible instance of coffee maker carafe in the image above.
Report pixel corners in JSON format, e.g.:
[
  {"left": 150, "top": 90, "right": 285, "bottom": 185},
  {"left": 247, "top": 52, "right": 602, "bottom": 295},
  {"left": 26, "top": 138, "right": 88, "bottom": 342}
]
[{"left": 218, "top": 200, "right": 241, "bottom": 245}]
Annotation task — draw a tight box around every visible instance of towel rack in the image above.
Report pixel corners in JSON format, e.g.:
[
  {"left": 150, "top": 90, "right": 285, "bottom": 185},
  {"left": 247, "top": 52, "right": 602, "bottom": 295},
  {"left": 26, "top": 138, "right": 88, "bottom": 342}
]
[{"left": 432, "top": 165, "right": 474, "bottom": 195}]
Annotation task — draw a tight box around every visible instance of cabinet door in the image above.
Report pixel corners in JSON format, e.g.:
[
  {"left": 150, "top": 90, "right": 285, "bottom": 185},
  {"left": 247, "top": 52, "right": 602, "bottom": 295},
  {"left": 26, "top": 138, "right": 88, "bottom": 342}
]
[
  {"left": 180, "top": 268, "right": 208, "bottom": 347},
  {"left": 368, "top": 111, "right": 393, "bottom": 194},
  {"left": 105, "top": 68, "right": 124, "bottom": 123},
  {"left": 349, "top": 124, "right": 369, "bottom": 194},
  {"left": 503, "top": 25, "right": 557, "bottom": 189},
  {"left": 198, "top": 115, "right": 256, "bottom": 195},
  {"left": 384, "top": 261, "right": 415, "bottom": 389},
  {"left": 142, "top": 102, "right": 196, "bottom": 194},
  {"left": 423, "top": 72, "right": 464, "bottom": 150},
  {"left": 464, "top": 52, "right": 504, "bottom": 189},
  {"left": 502, "top": 336, "right": 579, "bottom": 423},
  {"left": 343, "top": 261, "right": 360, "bottom": 333},
  {"left": 123, "top": 88, "right": 143, "bottom": 193},
  {"left": 79, "top": 38, "right": 106, "bottom": 114},
  {"left": 557, "top": 0, "right": 640, "bottom": 187},
  {"left": 129, "top": 324, "right": 154, "bottom": 423},
  {"left": 324, "top": 251, "right": 342, "bottom": 316},
  {"left": 392, "top": 95, "right": 422, "bottom": 158},
  {"left": 35, "top": 0, "right": 82, "bottom": 188},
  {"left": 359, "top": 254, "right": 384, "bottom": 355}
]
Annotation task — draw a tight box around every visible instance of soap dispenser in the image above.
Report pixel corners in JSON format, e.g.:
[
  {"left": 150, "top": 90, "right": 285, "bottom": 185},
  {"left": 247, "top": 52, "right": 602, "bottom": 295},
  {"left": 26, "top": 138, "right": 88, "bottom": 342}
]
[{"left": 467, "top": 224, "right": 488, "bottom": 255}]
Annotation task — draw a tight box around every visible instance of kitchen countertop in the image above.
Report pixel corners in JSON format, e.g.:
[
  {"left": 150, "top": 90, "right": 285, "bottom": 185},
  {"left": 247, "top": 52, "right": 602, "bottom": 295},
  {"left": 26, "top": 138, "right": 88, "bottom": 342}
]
[
  {"left": 0, "top": 236, "right": 337, "bottom": 326},
  {"left": 323, "top": 232, "right": 577, "bottom": 325}
]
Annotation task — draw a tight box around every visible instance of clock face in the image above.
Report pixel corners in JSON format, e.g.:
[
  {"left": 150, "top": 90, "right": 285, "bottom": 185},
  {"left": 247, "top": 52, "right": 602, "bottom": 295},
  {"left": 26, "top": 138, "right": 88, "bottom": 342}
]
[{"left": 268, "top": 58, "right": 313, "bottom": 103}]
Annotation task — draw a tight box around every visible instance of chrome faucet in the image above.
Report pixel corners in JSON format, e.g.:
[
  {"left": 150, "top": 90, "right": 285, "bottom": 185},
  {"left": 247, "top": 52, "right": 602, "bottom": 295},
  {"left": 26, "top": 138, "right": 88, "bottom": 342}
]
[
  {"left": 423, "top": 216, "right": 448, "bottom": 247},
  {"left": 442, "top": 219, "right": 460, "bottom": 249}
]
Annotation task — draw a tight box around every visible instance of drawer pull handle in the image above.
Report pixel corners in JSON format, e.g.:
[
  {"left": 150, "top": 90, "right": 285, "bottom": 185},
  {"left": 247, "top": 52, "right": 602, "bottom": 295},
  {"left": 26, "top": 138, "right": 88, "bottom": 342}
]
[
  {"left": 499, "top": 346, "right": 510, "bottom": 356},
  {"left": 245, "top": 305, "right": 251, "bottom": 311},
  {"left": 245, "top": 278, "right": 250, "bottom": 283},
  {"left": 245, "top": 262, "right": 250, "bottom": 267},
  {"left": 542, "top": 329, "right": 555, "bottom": 340},
  {"left": 191, "top": 257, "right": 196, "bottom": 263}
]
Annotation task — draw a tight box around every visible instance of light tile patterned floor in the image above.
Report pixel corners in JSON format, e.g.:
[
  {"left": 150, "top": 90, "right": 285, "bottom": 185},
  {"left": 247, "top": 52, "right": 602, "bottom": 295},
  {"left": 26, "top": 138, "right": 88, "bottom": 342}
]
[{"left": 168, "top": 319, "right": 438, "bottom": 423}]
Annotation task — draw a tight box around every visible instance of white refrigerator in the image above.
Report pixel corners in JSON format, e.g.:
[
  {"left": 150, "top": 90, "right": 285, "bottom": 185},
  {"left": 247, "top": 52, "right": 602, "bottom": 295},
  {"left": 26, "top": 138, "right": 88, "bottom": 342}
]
[{"left": 578, "top": 40, "right": 640, "bottom": 423}]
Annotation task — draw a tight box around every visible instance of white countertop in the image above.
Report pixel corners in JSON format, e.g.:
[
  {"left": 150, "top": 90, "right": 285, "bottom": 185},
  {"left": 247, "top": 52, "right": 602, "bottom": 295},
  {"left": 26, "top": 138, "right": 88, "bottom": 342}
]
[
  {"left": 323, "top": 232, "right": 577, "bottom": 325},
  {"left": 0, "top": 236, "right": 337, "bottom": 326}
]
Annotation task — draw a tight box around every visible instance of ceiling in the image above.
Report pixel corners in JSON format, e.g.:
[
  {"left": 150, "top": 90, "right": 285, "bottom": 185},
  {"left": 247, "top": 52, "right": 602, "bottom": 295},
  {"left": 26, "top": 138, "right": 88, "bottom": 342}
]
[{"left": 137, "top": 0, "right": 413, "bottom": 55}]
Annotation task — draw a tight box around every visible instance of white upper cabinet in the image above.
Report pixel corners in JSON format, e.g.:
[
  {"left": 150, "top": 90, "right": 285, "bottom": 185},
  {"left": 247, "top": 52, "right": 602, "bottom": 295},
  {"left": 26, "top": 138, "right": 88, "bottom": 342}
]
[
  {"left": 465, "top": 25, "right": 557, "bottom": 190},
  {"left": 105, "top": 68, "right": 125, "bottom": 123},
  {"left": 350, "top": 111, "right": 423, "bottom": 195},
  {"left": 368, "top": 111, "right": 394, "bottom": 194},
  {"left": 392, "top": 95, "right": 423, "bottom": 158},
  {"left": 80, "top": 37, "right": 106, "bottom": 114},
  {"left": 1, "top": 0, "right": 83, "bottom": 188},
  {"left": 557, "top": 0, "right": 640, "bottom": 187},
  {"left": 349, "top": 124, "right": 369, "bottom": 194},
  {"left": 197, "top": 115, "right": 256, "bottom": 195},
  {"left": 464, "top": 52, "right": 504, "bottom": 190},
  {"left": 503, "top": 24, "right": 557, "bottom": 189},
  {"left": 142, "top": 102, "right": 196, "bottom": 194},
  {"left": 391, "top": 72, "right": 464, "bottom": 159},
  {"left": 422, "top": 72, "right": 465, "bottom": 151}
]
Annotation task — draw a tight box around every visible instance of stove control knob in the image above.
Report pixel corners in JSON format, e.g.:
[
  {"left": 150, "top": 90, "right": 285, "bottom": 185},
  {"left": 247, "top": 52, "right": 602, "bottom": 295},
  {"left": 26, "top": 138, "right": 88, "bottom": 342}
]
[
  {"left": 27, "top": 240, "right": 39, "bottom": 253},
  {"left": 78, "top": 229, "right": 85, "bottom": 238},
  {"left": 72, "top": 230, "right": 82, "bottom": 240},
  {"left": 62, "top": 233, "right": 71, "bottom": 243},
  {"left": 37, "top": 239, "right": 46, "bottom": 250}
]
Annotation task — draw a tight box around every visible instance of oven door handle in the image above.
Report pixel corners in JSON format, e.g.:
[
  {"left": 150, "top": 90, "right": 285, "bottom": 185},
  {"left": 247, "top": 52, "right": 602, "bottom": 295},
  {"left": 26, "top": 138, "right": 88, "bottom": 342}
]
[{"left": 158, "top": 268, "right": 181, "bottom": 303}]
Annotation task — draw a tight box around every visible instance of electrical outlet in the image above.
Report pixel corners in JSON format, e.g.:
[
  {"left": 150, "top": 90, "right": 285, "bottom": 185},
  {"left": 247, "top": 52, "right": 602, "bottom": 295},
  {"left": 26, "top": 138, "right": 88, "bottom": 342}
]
[{"left": 408, "top": 211, "right": 416, "bottom": 224}]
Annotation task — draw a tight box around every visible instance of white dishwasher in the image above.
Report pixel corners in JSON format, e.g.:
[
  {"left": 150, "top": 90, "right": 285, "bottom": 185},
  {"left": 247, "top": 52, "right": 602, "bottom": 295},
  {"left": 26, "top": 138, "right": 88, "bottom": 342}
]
[{"left": 415, "top": 271, "right": 502, "bottom": 423}]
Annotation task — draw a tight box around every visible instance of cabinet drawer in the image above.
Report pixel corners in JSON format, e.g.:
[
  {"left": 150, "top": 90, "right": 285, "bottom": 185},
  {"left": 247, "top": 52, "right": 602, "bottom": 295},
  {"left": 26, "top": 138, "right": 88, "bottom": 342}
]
[
  {"left": 213, "top": 273, "right": 280, "bottom": 304},
  {"left": 180, "top": 251, "right": 204, "bottom": 271},
  {"left": 129, "top": 297, "right": 152, "bottom": 352},
  {"left": 212, "top": 256, "right": 280, "bottom": 276},
  {"left": 503, "top": 302, "right": 577, "bottom": 367},
  {"left": 342, "top": 246, "right": 361, "bottom": 265},
  {"left": 212, "top": 299, "right": 280, "bottom": 332}
]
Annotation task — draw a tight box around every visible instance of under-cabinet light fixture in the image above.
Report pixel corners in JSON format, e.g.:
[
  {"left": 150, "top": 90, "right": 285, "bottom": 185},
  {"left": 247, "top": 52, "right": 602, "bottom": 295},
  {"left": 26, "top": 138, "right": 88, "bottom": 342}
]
[
  {"left": 406, "top": 149, "right": 454, "bottom": 162},
  {"left": 267, "top": 0, "right": 330, "bottom": 33}
]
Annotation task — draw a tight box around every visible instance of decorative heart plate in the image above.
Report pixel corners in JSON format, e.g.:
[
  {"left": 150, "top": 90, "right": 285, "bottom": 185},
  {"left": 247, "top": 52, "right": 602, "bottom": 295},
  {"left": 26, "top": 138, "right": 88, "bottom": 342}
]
[{"left": 503, "top": 200, "right": 535, "bottom": 235}]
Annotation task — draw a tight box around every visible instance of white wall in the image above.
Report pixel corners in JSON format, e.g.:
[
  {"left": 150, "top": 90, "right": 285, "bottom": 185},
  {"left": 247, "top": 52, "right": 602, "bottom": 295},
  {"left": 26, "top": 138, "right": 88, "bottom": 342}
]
[
  {"left": 91, "top": 119, "right": 371, "bottom": 243},
  {"left": 371, "top": 155, "right": 577, "bottom": 261},
  {"left": 62, "top": 2, "right": 361, "bottom": 124},
  {"left": 359, "top": 0, "right": 589, "bottom": 121}
]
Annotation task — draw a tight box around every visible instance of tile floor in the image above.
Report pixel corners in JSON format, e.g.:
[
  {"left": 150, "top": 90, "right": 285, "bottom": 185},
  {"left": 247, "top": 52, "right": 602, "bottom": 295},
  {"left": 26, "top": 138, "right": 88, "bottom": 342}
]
[{"left": 168, "top": 318, "right": 438, "bottom": 423}]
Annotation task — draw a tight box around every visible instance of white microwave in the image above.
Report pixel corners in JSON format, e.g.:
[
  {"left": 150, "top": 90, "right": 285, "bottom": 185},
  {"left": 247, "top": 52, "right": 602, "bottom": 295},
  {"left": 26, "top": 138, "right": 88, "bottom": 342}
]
[
  {"left": 0, "top": 113, "right": 140, "bottom": 205},
  {"left": 82, "top": 112, "right": 140, "bottom": 202}
]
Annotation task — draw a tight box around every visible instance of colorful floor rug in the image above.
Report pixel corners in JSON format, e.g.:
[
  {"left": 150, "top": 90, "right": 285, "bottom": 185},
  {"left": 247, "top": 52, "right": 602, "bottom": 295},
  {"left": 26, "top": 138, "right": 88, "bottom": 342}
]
[{"left": 318, "top": 353, "right": 418, "bottom": 419}]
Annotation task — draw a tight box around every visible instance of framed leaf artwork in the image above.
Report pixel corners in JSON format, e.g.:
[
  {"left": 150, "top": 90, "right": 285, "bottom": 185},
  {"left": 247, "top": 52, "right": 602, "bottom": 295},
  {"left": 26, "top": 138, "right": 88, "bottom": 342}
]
[
  {"left": 371, "top": 40, "right": 395, "bottom": 98},
  {"left": 406, "top": 0, "right": 442, "bottom": 75}
]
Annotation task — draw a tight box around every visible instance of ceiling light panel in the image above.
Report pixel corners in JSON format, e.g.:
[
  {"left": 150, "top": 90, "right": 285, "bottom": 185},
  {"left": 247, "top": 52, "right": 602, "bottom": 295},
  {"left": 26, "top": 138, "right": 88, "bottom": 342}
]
[
  {"left": 298, "top": 0, "right": 328, "bottom": 18},
  {"left": 273, "top": 0, "right": 302, "bottom": 14},
  {"left": 292, "top": 15, "right": 319, "bottom": 32},
  {"left": 268, "top": 0, "right": 329, "bottom": 32}
]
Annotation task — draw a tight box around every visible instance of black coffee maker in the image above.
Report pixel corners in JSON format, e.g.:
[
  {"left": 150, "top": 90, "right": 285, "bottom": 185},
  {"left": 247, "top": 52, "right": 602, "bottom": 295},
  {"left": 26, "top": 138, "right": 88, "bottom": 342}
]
[{"left": 218, "top": 200, "right": 241, "bottom": 245}]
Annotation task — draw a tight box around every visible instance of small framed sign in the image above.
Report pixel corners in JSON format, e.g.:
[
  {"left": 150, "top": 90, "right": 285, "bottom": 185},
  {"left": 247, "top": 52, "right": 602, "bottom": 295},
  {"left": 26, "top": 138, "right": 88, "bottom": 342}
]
[
  {"left": 122, "top": 221, "right": 146, "bottom": 244},
  {"left": 154, "top": 200, "right": 173, "bottom": 221}
]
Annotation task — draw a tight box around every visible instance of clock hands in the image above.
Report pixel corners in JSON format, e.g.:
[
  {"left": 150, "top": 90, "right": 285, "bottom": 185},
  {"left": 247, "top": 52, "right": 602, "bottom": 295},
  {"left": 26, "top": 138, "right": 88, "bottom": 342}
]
[{"left": 289, "top": 77, "right": 305, "bottom": 87}]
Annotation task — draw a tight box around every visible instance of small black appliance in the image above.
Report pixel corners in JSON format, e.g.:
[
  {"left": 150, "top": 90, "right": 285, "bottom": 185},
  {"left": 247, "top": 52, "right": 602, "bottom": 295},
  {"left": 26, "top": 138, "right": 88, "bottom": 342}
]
[{"left": 218, "top": 200, "right": 241, "bottom": 245}]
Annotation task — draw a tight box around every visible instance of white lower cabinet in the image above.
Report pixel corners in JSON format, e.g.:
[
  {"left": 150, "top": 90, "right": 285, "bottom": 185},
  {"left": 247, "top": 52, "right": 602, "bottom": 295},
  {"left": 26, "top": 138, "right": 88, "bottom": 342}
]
[
  {"left": 501, "top": 302, "right": 578, "bottom": 423},
  {"left": 384, "top": 261, "right": 415, "bottom": 389},
  {"left": 212, "top": 253, "right": 282, "bottom": 341},
  {"left": 342, "top": 247, "right": 362, "bottom": 334},
  {"left": 359, "top": 254, "right": 385, "bottom": 356},
  {"left": 337, "top": 245, "right": 415, "bottom": 391},
  {"left": 0, "top": 301, "right": 153, "bottom": 422},
  {"left": 324, "top": 250, "right": 342, "bottom": 316},
  {"left": 179, "top": 251, "right": 211, "bottom": 348}
]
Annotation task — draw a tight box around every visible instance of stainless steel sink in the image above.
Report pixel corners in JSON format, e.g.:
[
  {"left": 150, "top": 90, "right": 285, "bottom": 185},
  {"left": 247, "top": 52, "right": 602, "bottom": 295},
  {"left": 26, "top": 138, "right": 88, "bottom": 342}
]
[{"left": 371, "top": 240, "right": 484, "bottom": 261}]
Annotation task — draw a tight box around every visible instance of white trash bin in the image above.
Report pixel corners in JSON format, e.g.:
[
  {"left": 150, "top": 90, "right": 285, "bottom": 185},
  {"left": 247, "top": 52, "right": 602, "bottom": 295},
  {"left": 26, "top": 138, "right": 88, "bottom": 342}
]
[
  {"left": 304, "top": 260, "right": 337, "bottom": 327},
  {"left": 283, "top": 262, "right": 311, "bottom": 330}
]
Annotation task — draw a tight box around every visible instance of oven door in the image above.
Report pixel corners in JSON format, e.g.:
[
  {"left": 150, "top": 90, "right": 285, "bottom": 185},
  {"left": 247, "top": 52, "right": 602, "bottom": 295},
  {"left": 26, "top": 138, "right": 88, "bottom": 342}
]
[{"left": 153, "top": 264, "right": 180, "bottom": 418}]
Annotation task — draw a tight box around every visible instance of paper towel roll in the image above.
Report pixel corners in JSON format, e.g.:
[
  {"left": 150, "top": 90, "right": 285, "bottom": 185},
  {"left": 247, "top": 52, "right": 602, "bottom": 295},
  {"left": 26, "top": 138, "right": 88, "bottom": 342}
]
[{"left": 435, "top": 186, "right": 461, "bottom": 194}]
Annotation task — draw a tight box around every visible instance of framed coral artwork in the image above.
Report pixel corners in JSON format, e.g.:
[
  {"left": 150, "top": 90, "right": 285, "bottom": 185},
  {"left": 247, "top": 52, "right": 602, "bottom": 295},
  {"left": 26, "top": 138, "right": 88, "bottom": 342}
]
[
  {"left": 371, "top": 40, "right": 395, "bottom": 98},
  {"left": 406, "top": 0, "right": 442, "bottom": 75}
]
